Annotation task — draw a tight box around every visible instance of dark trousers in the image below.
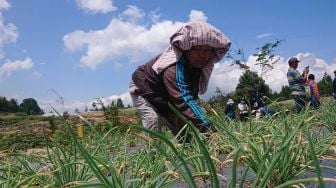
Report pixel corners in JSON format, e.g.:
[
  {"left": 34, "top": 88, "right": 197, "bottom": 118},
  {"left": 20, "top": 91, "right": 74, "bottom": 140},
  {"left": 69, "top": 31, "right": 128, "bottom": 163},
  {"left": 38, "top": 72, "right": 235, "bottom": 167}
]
[{"left": 293, "top": 95, "right": 306, "bottom": 113}]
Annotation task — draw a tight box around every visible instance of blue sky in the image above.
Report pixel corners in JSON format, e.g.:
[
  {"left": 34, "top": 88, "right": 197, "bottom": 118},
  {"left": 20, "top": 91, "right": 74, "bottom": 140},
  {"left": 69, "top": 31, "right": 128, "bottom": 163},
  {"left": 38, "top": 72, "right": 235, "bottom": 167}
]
[{"left": 0, "top": 0, "right": 335, "bottom": 113}]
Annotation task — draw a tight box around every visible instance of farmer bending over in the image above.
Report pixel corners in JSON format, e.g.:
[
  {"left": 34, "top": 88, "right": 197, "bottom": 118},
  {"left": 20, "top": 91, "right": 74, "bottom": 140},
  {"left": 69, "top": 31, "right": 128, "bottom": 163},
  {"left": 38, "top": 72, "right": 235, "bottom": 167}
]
[{"left": 129, "top": 22, "right": 231, "bottom": 136}]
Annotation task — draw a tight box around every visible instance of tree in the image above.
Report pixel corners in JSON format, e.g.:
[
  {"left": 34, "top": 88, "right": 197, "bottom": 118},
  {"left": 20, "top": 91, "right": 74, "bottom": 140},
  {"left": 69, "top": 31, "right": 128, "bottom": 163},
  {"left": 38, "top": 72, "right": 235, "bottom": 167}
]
[
  {"left": 226, "top": 48, "right": 249, "bottom": 70},
  {"left": 235, "top": 70, "right": 271, "bottom": 100},
  {"left": 277, "top": 85, "right": 292, "bottom": 101},
  {"left": 92, "top": 102, "right": 98, "bottom": 111},
  {"left": 317, "top": 73, "right": 333, "bottom": 96},
  {"left": 8, "top": 98, "right": 19, "bottom": 112},
  {"left": 62, "top": 111, "right": 69, "bottom": 119},
  {"left": 19, "top": 98, "right": 44, "bottom": 115},
  {"left": 116, "top": 98, "right": 124, "bottom": 108},
  {"left": 0, "top": 97, "right": 9, "bottom": 112},
  {"left": 215, "top": 87, "right": 223, "bottom": 97},
  {"left": 253, "top": 39, "right": 283, "bottom": 77}
]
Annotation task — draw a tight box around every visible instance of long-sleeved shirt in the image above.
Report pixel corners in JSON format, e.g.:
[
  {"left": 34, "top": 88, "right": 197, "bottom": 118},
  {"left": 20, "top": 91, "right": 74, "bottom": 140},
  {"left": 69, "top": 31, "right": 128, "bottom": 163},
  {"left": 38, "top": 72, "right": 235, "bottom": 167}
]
[
  {"left": 287, "top": 68, "right": 306, "bottom": 96},
  {"left": 131, "top": 22, "right": 231, "bottom": 134},
  {"left": 132, "top": 55, "right": 210, "bottom": 134}
]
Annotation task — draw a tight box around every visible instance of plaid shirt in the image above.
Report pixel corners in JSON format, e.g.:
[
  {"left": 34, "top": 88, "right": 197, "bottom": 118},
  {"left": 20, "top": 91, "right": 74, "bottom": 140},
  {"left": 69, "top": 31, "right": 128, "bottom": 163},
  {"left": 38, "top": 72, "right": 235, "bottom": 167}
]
[{"left": 287, "top": 68, "right": 306, "bottom": 96}]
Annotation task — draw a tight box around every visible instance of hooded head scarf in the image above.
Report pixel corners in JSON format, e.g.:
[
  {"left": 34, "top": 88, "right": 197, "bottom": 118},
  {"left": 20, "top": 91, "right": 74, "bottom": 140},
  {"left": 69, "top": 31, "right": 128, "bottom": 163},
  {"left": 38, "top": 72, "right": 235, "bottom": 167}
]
[{"left": 152, "top": 22, "right": 231, "bottom": 94}]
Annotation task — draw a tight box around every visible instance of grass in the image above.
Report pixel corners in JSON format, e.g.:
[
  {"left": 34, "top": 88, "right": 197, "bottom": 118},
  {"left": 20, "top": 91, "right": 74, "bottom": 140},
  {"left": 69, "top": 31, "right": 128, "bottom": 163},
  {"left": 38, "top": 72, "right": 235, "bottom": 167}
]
[{"left": 0, "top": 100, "right": 335, "bottom": 187}]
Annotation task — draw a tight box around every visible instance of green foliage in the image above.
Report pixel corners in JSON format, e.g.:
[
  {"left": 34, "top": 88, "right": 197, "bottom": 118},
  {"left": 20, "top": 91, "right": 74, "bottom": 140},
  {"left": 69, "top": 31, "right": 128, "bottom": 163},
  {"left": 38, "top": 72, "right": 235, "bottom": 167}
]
[
  {"left": 317, "top": 73, "right": 333, "bottom": 96},
  {"left": 272, "top": 85, "right": 292, "bottom": 101},
  {"left": 235, "top": 70, "right": 271, "bottom": 99},
  {"left": 19, "top": 98, "right": 44, "bottom": 115},
  {"left": 208, "top": 90, "right": 236, "bottom": 112},
  {"left": 226, "top": 48, "right": 249, "bottom": 70},
  {"left": 104, "top": 104, "right": 119, "bottom": 126},
  {"left": 253, "top": 39, "right": 283, "bottom": 76},
  {"left": 7, "top": 98, "right": 19, "bottom": 112},
  {"left": 0, "top": 97, "right": 20, "bottom": 113},
  {"left": 0, "top": 131, "right": 49, "bottom": 150},
  {"left": 0, "top": 97, "right": 44, "bottom": 114},
  {"left": 116, "top": 98, "right": 124, "bottom": 108},
  {"left": 0, "top": 96, "right": 9, "bottom": 112},
  {"left": 0, "top": 103, "right": 335, "bottom": 187}
]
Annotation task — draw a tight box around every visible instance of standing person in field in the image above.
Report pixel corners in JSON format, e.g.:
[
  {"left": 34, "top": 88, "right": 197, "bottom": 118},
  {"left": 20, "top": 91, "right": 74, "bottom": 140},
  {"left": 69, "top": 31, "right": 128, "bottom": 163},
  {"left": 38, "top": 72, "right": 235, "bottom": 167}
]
[
  {"left": 333, "top": 70, "right": 336, "bottom": 99},
  {"left": 306, "top": 74, "right": 320, "bottom": 108},
  {"left": 129, "top": 22, "right": 231, "bottom": 136},
  {"left": 287, "top": 57, "right": 309, "bottom": 113}
]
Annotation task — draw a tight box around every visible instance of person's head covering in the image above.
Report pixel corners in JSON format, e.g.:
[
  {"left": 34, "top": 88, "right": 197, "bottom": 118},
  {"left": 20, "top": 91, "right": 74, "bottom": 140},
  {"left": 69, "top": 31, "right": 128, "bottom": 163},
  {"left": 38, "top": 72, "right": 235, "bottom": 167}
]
[
  {"left": 152, "top": 21, "right": 231, "bottom": 94},
  {"left": 227, "top": 98, "right": 234, "bottom": 104},
  {"left": 288, "top": 57, "right": 300, "bottom": 65}
]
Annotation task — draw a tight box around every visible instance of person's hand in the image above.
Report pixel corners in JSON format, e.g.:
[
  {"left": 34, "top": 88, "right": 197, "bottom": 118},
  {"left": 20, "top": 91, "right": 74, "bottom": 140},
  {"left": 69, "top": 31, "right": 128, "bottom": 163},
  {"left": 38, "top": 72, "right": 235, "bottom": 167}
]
[
  {"left": 199, "top": 123, "right": 217, "bottom": 133},
  {"left": 208, "top": 123, "right": 217, "bottom": 133}
]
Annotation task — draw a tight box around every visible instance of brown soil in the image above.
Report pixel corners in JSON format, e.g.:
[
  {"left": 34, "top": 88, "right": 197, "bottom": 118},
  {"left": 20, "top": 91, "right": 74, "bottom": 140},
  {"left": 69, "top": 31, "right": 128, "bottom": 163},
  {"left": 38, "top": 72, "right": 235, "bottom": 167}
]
[{"left": 0, "top": 121, "right": 52, "bottom": 137}]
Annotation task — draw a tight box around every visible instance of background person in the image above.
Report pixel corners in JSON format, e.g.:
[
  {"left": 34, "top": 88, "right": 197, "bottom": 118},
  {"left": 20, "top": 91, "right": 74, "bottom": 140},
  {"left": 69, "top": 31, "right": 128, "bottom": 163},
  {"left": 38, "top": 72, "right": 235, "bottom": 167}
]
[
  {"left": 225, "top": 98, "right": 235, "bottom": 120},
  {"left": 129, "top": 22, "right": 231, "bottom": 136},
  {"left": 306, "top": 74, "right": 320, "bottom": 108},
  {"left": 238, "top": 98, "right": 249, "bottom": 121},
  {"left": 258, "top": 96, "right": 276, "bottom": 117},
  {"left": 287, "top": 57, "right": 309, "bottom": 113}
]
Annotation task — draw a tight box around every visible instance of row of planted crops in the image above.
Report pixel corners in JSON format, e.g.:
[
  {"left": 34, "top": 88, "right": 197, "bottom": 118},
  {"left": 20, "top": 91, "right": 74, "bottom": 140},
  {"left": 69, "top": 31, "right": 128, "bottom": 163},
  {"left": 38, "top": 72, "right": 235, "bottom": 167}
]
[{"left": 0, "top": 101, "right": 336, "bottom": 187}]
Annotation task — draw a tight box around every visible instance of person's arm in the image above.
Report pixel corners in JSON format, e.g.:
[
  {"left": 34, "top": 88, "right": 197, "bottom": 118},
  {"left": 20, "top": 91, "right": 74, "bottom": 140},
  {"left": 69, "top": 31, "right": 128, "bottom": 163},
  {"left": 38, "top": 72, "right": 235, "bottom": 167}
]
[
  {"left": 295, "top": 70, "right": 308, "bottom": 84},
  {"left": 301, "top": 67, "right": 309, "bottom": 82}
]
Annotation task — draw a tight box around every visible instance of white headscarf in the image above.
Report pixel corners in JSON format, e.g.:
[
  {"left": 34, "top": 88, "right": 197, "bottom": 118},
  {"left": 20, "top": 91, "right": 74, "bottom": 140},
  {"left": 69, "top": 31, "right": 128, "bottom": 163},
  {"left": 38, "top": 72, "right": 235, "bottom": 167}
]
[{"left": 152, "top": 22, "right": 231, "bottom": 94}]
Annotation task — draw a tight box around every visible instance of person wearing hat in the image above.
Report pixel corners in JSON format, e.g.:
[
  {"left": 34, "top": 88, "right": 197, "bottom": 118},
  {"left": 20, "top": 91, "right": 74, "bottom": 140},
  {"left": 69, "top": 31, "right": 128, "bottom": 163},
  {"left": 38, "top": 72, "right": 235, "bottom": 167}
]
[
  {"left": 225, "top": 98, "right": 235, "bottom": 120},
  {"left": 129, "top": 22, "right": 231, "bottom": 137},
  {"left": 287, "top": 57, "right": 309, "bottom": 113}
]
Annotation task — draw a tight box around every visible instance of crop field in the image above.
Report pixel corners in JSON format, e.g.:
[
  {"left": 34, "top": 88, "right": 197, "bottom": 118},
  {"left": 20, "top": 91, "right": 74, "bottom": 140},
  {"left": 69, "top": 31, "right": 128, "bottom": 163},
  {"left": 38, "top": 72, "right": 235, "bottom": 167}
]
[{"left": 0, "top": 99, "right": 335, "bottom": 188}]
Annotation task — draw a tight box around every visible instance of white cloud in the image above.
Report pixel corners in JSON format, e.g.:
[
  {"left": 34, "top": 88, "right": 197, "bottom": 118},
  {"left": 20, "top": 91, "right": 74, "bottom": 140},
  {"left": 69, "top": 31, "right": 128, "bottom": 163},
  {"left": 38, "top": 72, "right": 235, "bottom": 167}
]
[
  {"left": 0, "top": 58, "right": 34, "bottom": 77},
  {"left": 88, "top": 91, "right": 132, "bottom": 108},
  {"left": 256, "top": 33, "right": 272, "bottom": 39},
  {"left": 0, "top": 1, "right": 18, "bottom": 59},
  {"left": 64, "top": 6, "right": 185, "bottom": 69},
  {"left": 188, "top": 10, "right": 207, "bottom": 22},
  {"left": 149, "top": 9, "right": 161, "bottom": 23},
  {"left": 0, "top": 0, "right": 10, "bottom": 10},
  {"left": 39, "top": 91, "right": 132, "bottom": 114},
  {"left": 63, "top": 9, "right": 211, "bottom": 70},
  {"left": 32, "top": 70, "right": 42, "bottom": 79},
  {"left": 120, "top": 5, "right": 145, "bottom": 22},
  {"left": 39, "top": 99, "right": 87, "bottom": 115},
  {"left": 76, "top": 0, "right": 116, "bottom": 14},
  {"left": 204, "top": 53, "right": 336, "bottom": 98}
]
